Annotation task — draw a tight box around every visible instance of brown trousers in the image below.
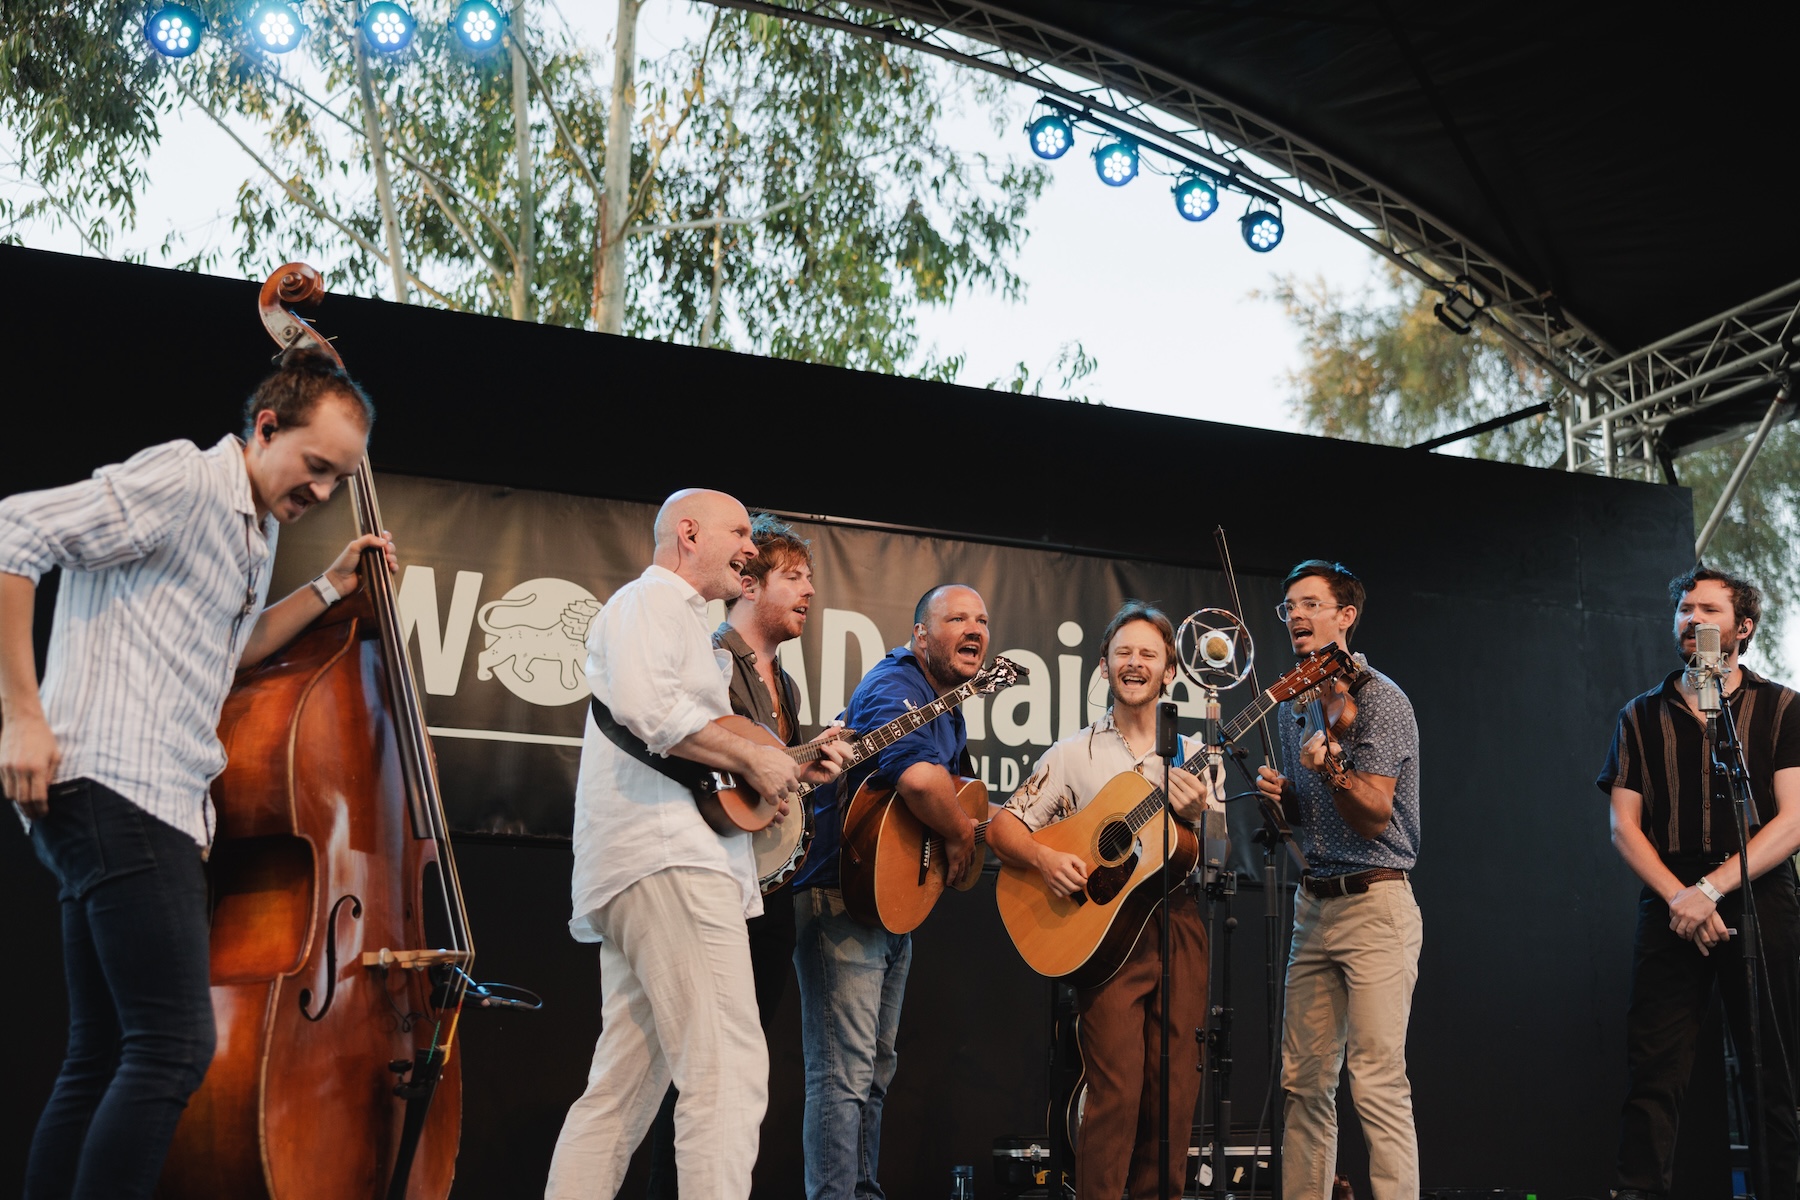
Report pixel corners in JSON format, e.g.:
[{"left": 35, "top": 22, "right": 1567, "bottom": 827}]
[{"left": 1077, "top": 895, "right": 1210, "bottom": 1200}]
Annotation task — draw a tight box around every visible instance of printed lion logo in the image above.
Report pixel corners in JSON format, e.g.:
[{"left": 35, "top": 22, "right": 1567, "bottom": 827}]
[{"left": 474, "top": 577, "right": 603, "bottom": 707}]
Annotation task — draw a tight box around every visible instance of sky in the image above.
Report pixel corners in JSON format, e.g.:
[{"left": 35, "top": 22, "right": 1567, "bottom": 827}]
[{"left": 6, "top": 0, "right": 1790, "bottom": 673}]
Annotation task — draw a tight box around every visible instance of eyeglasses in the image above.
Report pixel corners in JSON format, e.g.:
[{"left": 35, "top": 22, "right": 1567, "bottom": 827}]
[{"left": 1276, "top": 598, "right": 1341, "bottom": 623}]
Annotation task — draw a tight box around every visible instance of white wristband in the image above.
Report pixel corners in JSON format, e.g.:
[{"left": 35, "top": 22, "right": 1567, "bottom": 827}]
[
  {"left": 1696, "top": 876, "right": 1723, "bottom": 904},
  {"left": 311, "top": 574, "right": 342, "bottom": 607}
]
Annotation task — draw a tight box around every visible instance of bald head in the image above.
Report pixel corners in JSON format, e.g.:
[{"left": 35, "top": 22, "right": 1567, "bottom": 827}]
[
  {"left": 652, "top": 488, "right": 757, "bottom": 602},
  {"left": 911, "top": 584, "right": 989, "bottom": 692}
]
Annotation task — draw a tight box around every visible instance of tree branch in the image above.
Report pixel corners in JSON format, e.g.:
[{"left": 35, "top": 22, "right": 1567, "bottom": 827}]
[
  {"left": 176, "top": 79, "right": 459, "bottom": 310},
  {"left": 259, "top": 69, "right": 520, "bottom": 270},
  {"left": 629, "top": 182, "right": 820, "bottom": 237},
  {"left": 620, "top": 10, "right": 718, "bottom": 230},
  {"left": 512, "top": 32, "right": 604, "bottom": 207}
]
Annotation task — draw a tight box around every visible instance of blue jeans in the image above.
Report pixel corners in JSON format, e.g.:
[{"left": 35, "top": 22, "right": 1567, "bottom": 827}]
[
  {"left": 24, "top": 778, "right": 215, "bottom": 1200},
  {"left": 791, "top": 886, "right": 912, "bottom": 1200}
]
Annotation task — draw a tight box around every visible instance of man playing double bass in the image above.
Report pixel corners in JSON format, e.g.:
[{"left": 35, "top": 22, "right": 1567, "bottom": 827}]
[
  {"left": 0, "top": 348, "right": 394, "bottom": 1200},
  {"left": 988, "top": 600, "right": 1215, "bottom": 1200},
  {"left": 546, "top": 489, "right": 850, "bottom": 1200}
]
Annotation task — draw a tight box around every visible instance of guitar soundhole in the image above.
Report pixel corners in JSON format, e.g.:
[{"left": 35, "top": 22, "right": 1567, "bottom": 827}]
[{"left": 1096, "top": 821, "right": 1134, "bottom": 866}]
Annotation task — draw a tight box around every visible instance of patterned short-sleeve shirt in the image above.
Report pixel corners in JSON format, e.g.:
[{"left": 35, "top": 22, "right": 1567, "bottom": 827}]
[{"left": 1276, "top": 657, "right": 1421, "bottom": 876}]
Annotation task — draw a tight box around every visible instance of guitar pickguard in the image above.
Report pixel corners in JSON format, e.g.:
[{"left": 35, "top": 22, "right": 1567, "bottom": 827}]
[{"left": 1084, "top": 847, "right": 1139, "bottom": 906}]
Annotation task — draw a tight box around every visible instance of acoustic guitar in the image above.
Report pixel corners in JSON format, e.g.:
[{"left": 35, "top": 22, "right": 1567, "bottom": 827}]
[
  {"left": 687, "top": 653, "right": 1018, "bottom": 879},
  {"left": 748, "top": 655, "right": 1024, "bottom": 892},
  {"left": 994, "top": 646, "right": 1354, "bottom": 988},
  {"left": 840, "top": 776, "right": 994, "bottom": 934}
]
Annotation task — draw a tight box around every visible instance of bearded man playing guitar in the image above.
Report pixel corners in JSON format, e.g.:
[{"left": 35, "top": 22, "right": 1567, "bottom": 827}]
[
  {"left": 988, "top": 600, "right": 1215, "bottom": 1200},
  {"left": 643, "top": 512, "right": 818, "bottom": 1200},
  {"left": 546, "top": 488, "right": 851, "bottom": 1200},
  {"left": 1253, "top": 560, "right": 1421, "bottom": 1200},
  {"left": 788, "top": 583, "right": 988, "bottom": 1200}
]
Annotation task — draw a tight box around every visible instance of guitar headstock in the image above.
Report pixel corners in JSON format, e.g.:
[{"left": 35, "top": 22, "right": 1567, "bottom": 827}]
[
  {"left": 1267, "top": 644, "right": 1356, "bottom": 703},
  {"left": 973, "top": 655, "right": 1029, "bottom": 696}
]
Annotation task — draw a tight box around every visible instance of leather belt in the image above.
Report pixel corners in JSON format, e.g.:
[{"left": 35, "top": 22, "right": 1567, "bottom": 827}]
[{"left": 1302, "top": 867, "right": 1408, "bottom": 899}]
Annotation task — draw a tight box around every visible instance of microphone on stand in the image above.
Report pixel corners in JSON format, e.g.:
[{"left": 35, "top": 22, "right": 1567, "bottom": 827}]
[
  {"left": 1690, "top": 622, "right": 1723, "bottom": 719},
  {"left": 1156, "top": 700, "right": 1180, "bottom": 760}
]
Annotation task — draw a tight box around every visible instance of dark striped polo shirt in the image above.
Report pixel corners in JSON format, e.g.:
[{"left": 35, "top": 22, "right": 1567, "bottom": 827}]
[{"left": 1596, "top": 668, "right": 1800, "bottom": 860}]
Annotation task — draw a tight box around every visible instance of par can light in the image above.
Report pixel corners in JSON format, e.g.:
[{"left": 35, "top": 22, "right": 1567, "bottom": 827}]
[
  {"left": 248, "top": 0, "right": 303, "bottom": 52},
  {"left": 1240, "top": 207, "right": 1284, "bottom": 252},
  {"left": 451, "top": 0, "right": 505, "bottom": 50},
  {"left": 1093, "top": 139, "right": 1138, "bottom": 187},
  {"left": 1173, "top": 173, "right": 1218, "bottom": 222},
  {"left": 362, "top": 0, "right": 415, "bottom": 51},
  {"left": 1025, "top": 113, "right": 1073, "bottom": 161},
  {"left": 146, "top": 3, "right": 204, "bottom": 56}
]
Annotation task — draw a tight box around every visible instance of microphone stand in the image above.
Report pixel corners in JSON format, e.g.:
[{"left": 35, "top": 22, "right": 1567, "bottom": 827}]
[
  {"left": 1157, "top": 699, "right": 1182, "bottom": 1200},
  {"left": 1712, "top": 695, "right": 1769, "bottom": 1198},
  {"left": 1200, "top": 688, "right": 1232, "bottom": 1200}
]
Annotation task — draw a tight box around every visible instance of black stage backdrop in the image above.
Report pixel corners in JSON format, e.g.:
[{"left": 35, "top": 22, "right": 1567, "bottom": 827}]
[{"left": 0, "top": 245, "right": 1719, "bottom": 1199}]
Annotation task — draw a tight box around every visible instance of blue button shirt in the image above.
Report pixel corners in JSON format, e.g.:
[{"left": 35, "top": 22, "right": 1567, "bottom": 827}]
[
  {"left": 1277, "top": 662, "right": 1421, "bottom": 876},
  {"left": 792, "top": 645, "right": 969, "bottom": 891}
]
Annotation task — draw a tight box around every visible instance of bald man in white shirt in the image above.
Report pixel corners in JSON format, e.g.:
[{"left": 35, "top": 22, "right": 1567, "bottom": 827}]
[{"left": 546, "top": 488, "right": 851, "bottom": 1200}]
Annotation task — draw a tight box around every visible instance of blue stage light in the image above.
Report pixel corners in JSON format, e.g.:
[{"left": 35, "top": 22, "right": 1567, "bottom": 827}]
[
  {"left": 145, "top": 4, "right": 204, "bottom": 56},
  {"left": 450, "top": 0, "right": 505, "bottom": 50},
  {"left": 1240, "top": 207, "right": 1284, "bottom": 252},
  {"left": 1093, "top": 139, "right": 1138, "bottom": 187},
  {"left": 249, "top": 0, "right": 303, "bottom": 52},
  {"left": 362, "top": 0, "right": 415, "bottom": 51},
  {"left": 1026, "top": 113, "right": 1073, "bottom": 161},
  {"left": 1172, "top": 173, "right": 1218, "bottom": 222}
]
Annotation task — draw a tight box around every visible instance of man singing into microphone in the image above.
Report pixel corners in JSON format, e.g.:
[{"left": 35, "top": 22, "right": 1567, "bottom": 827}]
[{"left": 1599, "top": 567, "right": 1800, "bottom": 1200}]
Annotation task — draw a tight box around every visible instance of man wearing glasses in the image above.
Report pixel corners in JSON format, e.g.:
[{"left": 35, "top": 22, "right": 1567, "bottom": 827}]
[{"left": 1253, "top": 560, "right": 1422, "bottom": 1200}]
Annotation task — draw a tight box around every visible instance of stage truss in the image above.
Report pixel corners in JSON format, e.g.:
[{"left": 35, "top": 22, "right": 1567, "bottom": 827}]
[{"left": 706, "top": 0, "right": 1798, "bottom": 486}]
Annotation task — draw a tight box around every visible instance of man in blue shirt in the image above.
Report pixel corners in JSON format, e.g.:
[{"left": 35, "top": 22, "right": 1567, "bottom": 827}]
[
  {"left": 1254, "top": 560, "right": 1422, "bottom": 1200},
  {"left": 789, "top": 583, "right": 988, "bottom": 1200}
]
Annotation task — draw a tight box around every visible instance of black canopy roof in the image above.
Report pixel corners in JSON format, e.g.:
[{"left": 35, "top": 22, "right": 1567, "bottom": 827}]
[{"left": 902, "top": 1, "right": 1799, "bottom": 358}]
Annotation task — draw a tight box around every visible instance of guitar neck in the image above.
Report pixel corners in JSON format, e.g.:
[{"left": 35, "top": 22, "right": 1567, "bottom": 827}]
[{"left": 848, "top": 677, "right": 984, "bottom": 763}]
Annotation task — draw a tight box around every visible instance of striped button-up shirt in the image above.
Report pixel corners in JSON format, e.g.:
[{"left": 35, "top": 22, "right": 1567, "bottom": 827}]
[
  {"left": 0, "top": 435, "right": 278, "bottom": 846},
  {"left": 1597, "top": 668, "right": 1800, "bottom": 860}
]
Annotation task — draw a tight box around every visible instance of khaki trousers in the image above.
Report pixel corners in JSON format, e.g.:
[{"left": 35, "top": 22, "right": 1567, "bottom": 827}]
[
  {"left": 545, "top": 867, "right": 768, "bottom": 1200},
  {"left": 1077, "top": 897, "right": 1209, "bottom": 1200},
  {"left": 1280, "top": 879, "right": 1422, "bottom": 1200}
]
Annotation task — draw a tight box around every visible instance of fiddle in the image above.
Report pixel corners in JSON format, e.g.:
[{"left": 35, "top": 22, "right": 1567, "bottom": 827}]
[{"left": 1298, "top": 655, "right": 1366, "bottom": 785}]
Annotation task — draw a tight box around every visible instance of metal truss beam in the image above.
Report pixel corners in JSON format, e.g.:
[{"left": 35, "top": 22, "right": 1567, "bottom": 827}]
[
  {"left": 703, "top": 0, "right": 1608, "bottom": 386},
  {"left": 704, "top": 0, "right": 1794, "bottom": 481},
  {"left": 1567, "top": 279, "right": 1800, "bottom": 481}
]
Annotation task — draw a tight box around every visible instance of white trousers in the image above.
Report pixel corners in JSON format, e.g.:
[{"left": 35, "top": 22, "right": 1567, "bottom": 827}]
[{"left": 545, "top": 867, "right": 768, "bottom": 1200}]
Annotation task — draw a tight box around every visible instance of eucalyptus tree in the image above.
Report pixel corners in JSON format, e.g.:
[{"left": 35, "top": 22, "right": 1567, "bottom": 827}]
[
  {"left": 2, "top": 0, "right": 1045, "bottom": 377},
  {"left": 1269, "top": 267, "right": 1800, "bottom": 665}
]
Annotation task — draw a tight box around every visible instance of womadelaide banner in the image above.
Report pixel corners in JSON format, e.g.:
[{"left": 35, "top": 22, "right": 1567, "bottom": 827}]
[{"left": 271, "top": 476, "right": 1287, "bottom": 863}]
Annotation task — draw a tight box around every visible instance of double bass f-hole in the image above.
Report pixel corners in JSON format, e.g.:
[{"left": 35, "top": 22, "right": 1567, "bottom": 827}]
[{"left": 299, "top": 894, "right": 364, "bottom": 1022}]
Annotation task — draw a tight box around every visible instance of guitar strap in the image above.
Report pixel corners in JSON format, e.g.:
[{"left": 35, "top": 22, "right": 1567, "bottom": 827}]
[{"left": 588, "top": 696, "right": 718, "bottom": 794}]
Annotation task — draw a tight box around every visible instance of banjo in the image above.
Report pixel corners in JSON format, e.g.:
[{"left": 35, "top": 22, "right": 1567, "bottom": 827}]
[{"left": 751, "top": 655, "right": 1027, "bottom": 894}]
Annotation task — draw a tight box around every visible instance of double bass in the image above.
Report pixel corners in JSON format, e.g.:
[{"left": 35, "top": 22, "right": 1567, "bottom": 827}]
[{"left": 159, "top": 264, "right": 474, "bottom": 1198}]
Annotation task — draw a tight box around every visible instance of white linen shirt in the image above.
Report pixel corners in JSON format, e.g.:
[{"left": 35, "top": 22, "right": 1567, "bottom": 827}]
[
  {"left": 0, "top": 435, "right": 277, "bottom": 846},
  {"left": 568, "top": 564, "right": 760, "bottom": 941}
]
